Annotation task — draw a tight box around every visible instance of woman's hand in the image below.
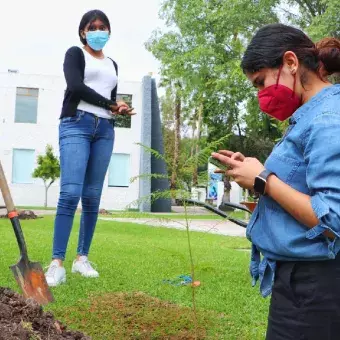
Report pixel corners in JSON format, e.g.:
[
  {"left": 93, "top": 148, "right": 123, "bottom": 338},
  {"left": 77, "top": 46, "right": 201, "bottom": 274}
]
[
  {"left": 110, "top": 101, "right": 137, "bottom": 115},
  {"left": 213, "top": 150, "right": 246, "bottom": 173},
  {"left": 211, "top": 151, "right": 265, "bottom": 189},
  {"left": 116, "top": 100, "right": 129, "bottom": 112},
  {"left": 218, "top": 150, "right": 246, "bottom": 162}
]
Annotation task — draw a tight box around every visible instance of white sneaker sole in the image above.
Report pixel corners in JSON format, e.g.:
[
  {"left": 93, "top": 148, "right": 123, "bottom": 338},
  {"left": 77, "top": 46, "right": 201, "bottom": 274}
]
[
  {"left": 46, "top": 276, "right": 66, "bottom": 287},
  {"left": 71, "top": 267, "right": 99, "bottom": 278}
]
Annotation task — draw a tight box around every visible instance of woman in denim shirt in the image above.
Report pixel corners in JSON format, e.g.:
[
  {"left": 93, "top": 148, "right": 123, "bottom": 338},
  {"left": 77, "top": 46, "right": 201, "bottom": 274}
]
[{"left": 212, "top": 24, "right": 340, "bottom": 339}]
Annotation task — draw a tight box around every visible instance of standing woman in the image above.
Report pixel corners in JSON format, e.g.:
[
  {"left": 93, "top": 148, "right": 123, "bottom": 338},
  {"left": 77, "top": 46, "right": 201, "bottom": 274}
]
[
  {"left": 45, "top": 9, "right": 135, "bottom": 286},
  {"left": 212, "top": 24, "right": 340, "bottom": 339}
]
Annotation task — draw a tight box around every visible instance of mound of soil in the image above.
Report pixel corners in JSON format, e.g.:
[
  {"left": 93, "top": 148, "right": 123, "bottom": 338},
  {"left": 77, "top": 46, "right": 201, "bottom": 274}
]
[
  {"left": 0, "top": 288, "right": 90, "bottom": 340},
  {"left": 17, "top": 210, "right": 39, "bottom": 220},
  {"left": 0, "top": 210, "right": 38, "bottom": 220},
  {"left": 99, "top": 209, "right": 111, "bottom": 215}
]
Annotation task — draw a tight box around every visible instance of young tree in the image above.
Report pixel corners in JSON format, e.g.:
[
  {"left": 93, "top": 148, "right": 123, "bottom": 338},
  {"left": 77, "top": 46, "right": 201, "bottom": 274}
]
[{"left": 32, "top": 145, "right": 60, "bottom": 208}]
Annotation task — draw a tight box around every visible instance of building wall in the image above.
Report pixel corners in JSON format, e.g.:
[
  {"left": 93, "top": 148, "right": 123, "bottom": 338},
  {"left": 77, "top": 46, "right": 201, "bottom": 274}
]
[{"left": 0, "top": 72, "right": 144, "bottom": 210}]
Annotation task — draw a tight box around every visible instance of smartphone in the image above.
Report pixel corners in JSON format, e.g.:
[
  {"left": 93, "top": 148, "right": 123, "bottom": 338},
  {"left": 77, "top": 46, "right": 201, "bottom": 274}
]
[
  {"left": 208, "top": 156, "right": 228, "bottom": 171},
  {"left": 121, "top": 107, "right": 135, "bottom": 115}
]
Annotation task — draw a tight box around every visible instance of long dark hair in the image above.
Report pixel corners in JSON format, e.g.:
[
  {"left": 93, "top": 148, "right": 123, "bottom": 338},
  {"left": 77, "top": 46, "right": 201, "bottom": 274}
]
[
  {"left": 78, "top": 10, "right": 111, "bottom": 46},
  {"left": 241, "top": 24, "right": 340, "bottom": 78}
]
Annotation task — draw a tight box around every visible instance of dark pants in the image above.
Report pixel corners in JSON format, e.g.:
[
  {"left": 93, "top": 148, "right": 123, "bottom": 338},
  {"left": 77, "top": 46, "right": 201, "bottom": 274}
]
[
  {"left": 266, "top": 256, "right": 340, "bottom": 340},
  {"left": 52, "top": 110, "right": 114, "bottom": 260}
]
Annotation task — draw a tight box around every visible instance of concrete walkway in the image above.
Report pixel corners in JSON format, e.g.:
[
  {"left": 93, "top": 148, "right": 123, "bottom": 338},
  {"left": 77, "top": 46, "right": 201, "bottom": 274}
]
[
  {"left": 32, "top": 210, "right": 56, "bottom": 216},
  {"left": 99, "top": 217, "right": 247, "bottom": 237},
  {"left": 171, "top": 206, "right": 214, "bottom": 215},
  {"left": 28, "top": 209, "right": 247, "bottom": 237}
]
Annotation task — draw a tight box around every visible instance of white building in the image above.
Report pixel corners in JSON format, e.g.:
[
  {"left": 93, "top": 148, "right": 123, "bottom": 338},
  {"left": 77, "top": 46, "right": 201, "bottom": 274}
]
[{"left": 0, "top": 71, "right": 154, "bottom": 210}]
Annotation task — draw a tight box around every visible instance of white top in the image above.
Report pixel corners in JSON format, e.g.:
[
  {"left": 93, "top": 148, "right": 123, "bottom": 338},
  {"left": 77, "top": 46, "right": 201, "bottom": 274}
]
[{"left": 77, "top": 49, "right": 118, "bottom": 119}]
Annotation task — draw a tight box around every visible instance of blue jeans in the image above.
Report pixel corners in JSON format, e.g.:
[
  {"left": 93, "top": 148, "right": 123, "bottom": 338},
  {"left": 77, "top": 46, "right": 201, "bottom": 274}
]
[{"left": 52, "top": 110, "right": 114, "bottom": 260}]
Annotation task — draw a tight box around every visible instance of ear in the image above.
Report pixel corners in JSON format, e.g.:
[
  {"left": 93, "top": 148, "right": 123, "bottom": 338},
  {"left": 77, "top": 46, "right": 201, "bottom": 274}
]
[
  {"left": 283, "top": 51, "right": 299, "bottom": 75},
  {"left": 80, "top": 30, "right": 86, "bottom": 39}
]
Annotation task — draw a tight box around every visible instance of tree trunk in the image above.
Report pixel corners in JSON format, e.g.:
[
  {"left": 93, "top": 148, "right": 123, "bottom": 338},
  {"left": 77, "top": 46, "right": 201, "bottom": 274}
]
[
  {"left": 44, "top": 182, "right": 48, "bottom": 208},
  {"left": 44, "top": 181, "right": 54, "bottom": 208},
  {"left": 219, "top": 176, "right": 232, "bottom": 211},
  {"left": 190, "top": 117, "right": 197, "bottom": 158},
  {"left": 222, "top": 177, "right": 232, "bottom": 204},
  {"left": 192, "top": 103, "right": 203, "bottom": 187},
  {"left": 170, "top": 91, "right": 181, "bottom": 190}
]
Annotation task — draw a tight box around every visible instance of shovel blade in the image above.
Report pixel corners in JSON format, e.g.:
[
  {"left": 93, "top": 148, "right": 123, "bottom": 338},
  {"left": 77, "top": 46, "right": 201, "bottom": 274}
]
[{"left": 11, "top": 258, "right": 54, "bottom": 305}]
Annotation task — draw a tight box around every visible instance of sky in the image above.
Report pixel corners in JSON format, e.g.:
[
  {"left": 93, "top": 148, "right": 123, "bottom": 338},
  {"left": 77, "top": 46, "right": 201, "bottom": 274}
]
[{"left": 0, "top": 0, "right": 165, "bottom": 83}]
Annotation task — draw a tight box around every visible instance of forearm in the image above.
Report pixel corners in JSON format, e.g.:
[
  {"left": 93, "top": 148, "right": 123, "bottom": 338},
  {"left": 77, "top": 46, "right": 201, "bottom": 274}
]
[
  {"left": 69, "top": 82, "right": 115, "bottom": 109},
  {"left": 266, "top": 175, "right": 334, "bottom": 238}
]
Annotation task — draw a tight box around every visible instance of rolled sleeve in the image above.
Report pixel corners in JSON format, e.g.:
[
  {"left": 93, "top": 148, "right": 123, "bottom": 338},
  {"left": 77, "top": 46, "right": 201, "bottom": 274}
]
[{"left": 304, "top": 113, "right": 340, "bottom": 257}]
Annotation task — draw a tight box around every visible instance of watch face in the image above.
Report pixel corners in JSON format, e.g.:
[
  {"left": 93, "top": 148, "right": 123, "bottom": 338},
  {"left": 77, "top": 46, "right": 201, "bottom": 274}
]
[{"left": 254, "top": 176, "right": 266, "bottom": 195}]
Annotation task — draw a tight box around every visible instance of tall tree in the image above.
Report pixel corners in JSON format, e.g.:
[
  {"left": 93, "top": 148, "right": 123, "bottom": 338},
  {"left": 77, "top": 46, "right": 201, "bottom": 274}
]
[
  {"left": 171, "top": 86, "right": 182, "bottom": 189},
  {"left": 149, "top": 0, "right": 339, "bottom": 193}
]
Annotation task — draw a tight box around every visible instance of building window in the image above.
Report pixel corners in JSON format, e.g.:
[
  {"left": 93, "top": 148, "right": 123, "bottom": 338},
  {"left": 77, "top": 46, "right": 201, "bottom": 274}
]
[
  {"left": 15, "top": 87, "right": 39, "bottom": 124},
  {"left": 108, "top": 153, "right": 130, "bottom": 187},
  {"left": 12, "top": 149, "right": 35, "bottom": 184},
  {"left": 115, "top": 94, "right": 132, "bottom": 128}
]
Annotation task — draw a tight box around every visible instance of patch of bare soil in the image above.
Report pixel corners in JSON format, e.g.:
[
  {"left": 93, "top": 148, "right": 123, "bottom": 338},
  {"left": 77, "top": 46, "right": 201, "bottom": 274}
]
[
  {"left": 64, "top": 291, "right": 222, "bottom": 339},
  {"left": 0, "top": 288, "right": 90, "bottom": 340},
  {"left": 0, "top": 210, "right": 39, "bottom": 220}
]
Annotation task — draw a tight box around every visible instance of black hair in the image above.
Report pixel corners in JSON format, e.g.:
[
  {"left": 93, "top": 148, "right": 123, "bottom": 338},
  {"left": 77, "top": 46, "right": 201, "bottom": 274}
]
[
  {"left": 241, "top": 23, "right": 340, "bottom": 78},
  {"left": 78, "top": 10, "right": 111, "bottom": 46}
]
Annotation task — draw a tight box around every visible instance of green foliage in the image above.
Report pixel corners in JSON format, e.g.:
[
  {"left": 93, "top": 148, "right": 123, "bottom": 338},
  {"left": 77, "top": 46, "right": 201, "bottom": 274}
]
[
  {"left": 308, "top": 0, "right": 340, "bottom": 39},
  {"left": 284, "top": 0, "right": 339, "bottom": 39},
  {"left": 115, "top": 94, "right": 133, "bottom": 128},
  {"left": 32, "top": 145, "right": 60, "bottom": 207},
  {"left": 148, "top": 0, "right": 282, "bottom": 164},
  {"left": 32, "top": 145, "right": 60, "bottom": 184},
  {"left": 150, "top": 0, "right": 340, "bottom": 168}
]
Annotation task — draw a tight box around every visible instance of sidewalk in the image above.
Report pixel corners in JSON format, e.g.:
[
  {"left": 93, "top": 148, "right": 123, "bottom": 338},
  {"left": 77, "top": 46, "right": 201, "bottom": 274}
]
[
  {"left": 99, "top": 217, "right": 247, "bottom": 237},
  {"left": 30, "top": 208, "right": 247, "bottom": 237},
  {"left": 171, "top": 206, "right": 214, "bottom": 215}
]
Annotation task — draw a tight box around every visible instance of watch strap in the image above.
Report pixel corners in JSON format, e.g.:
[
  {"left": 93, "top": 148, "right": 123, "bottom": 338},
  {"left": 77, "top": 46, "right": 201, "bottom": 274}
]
[
  {"left": 258, "top": 169, "right": 273, "bottom": 181},
  {"left": 254, "top": 169, "right": 274, "bottom": 196}
]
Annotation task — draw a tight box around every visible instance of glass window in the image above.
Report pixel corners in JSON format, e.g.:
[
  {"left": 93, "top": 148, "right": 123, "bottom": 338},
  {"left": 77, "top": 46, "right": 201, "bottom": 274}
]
[
  {"left": 15, "top": 87, "right": 39, "bottom": 123},
  {"left": 12, "top": 149, "right": 35, "bottom": 184},
  {"left": 108, "top": 153, "right": 130, "bottom": 187}
]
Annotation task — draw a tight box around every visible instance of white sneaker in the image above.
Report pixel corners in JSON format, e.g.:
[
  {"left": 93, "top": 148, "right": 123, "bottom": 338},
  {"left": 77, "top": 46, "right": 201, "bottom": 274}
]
[
  {"left": 71, "top": 256, "right": 99, "bottom": 278},
  {"left": 45, "top": 260, "right": 66, "bottom": 287}
]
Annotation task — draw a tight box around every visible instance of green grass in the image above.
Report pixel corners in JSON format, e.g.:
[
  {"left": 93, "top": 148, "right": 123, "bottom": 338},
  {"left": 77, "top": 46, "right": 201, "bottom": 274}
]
[
  {"left": 17, "top": 206, "right": 56, "bottom": 211},
  {"left": 107, "top": 212, "right": 241, "bottom": 220},
  {"left": 0, "top": 216, "right": 267, "bottom": 339},
  {"left": 17, "top": 207, "right": 247, "bottom": 221}
]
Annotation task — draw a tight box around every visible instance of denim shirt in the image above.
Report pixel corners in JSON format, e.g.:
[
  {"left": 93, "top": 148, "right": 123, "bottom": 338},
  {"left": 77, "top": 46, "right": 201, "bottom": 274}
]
[{"left": 247, "top": 85, "right": 340, "bottom": 297}]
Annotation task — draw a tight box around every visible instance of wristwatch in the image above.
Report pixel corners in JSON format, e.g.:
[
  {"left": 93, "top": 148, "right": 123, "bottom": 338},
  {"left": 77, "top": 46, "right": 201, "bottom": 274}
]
[{"left": 253, "top": 169, "right": 275, "bottom": 196}]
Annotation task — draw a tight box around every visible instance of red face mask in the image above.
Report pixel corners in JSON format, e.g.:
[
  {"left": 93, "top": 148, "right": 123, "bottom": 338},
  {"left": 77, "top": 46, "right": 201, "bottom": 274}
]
[{"left": 258, "top": 66, "right": 302, "bottom": 121}]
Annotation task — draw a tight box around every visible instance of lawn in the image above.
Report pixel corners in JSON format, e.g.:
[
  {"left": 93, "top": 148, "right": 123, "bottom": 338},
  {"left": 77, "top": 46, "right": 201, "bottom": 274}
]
[
  {"left": 17, "top": 206, "right": 247, "bottom": 221},
  {"left": 106, "top": 211, "right": 247, "bottom": 221},
  {"left": 0, "top": 215, "right": 268, "bottom": 339}
]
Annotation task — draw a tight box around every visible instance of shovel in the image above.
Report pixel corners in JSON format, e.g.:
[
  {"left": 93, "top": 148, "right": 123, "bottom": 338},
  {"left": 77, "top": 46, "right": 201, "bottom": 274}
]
[
  {"left": 178, "top": 198, "right": 249, "bottom": 228},
  {"left": 0, "top": 161, "right": 54, "bottom": 305}
]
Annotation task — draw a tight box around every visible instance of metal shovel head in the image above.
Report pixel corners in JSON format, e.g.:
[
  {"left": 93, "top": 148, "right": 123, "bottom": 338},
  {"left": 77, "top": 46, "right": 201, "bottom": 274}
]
[{"left": 10, "top": 258, "right": 54, "bottom": 305}]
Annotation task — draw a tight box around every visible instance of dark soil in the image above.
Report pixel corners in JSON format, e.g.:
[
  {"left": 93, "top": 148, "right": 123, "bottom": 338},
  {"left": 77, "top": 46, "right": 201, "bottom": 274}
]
[
  {"left": 98, "top": 209, "right": 111, "bottom": 215},
  {"left": 0, "top": 288, "right": 91, "bottom": 340},
  {"left": 17, "top": 210, "right": 39, "bottom": 220},
  {"left": 0, "top": 210, "right": 39, "bottom": 220}
]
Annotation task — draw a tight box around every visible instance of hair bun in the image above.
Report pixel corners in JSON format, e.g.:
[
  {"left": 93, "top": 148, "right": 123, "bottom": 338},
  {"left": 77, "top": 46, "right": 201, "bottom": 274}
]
[{"left": 316, "top": 37, "right": 340, "bottom": 75}]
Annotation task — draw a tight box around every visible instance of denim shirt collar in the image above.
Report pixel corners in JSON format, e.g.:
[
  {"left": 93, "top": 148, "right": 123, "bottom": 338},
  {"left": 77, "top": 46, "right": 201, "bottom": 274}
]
[{"left": 290, "top": 85, "right": 340, "bottom": 125}]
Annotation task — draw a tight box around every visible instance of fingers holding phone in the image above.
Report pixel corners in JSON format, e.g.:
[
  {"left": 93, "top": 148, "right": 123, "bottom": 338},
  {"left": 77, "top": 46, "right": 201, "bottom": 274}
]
[{"left": 110, "top": 104, "right": 137, "bottom": 116}]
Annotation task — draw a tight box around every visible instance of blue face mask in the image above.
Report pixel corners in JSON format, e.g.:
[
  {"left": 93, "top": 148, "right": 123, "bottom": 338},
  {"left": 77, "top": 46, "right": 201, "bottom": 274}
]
[{"left": 85, "top": 30, "right": 109, "bottom": 51}]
